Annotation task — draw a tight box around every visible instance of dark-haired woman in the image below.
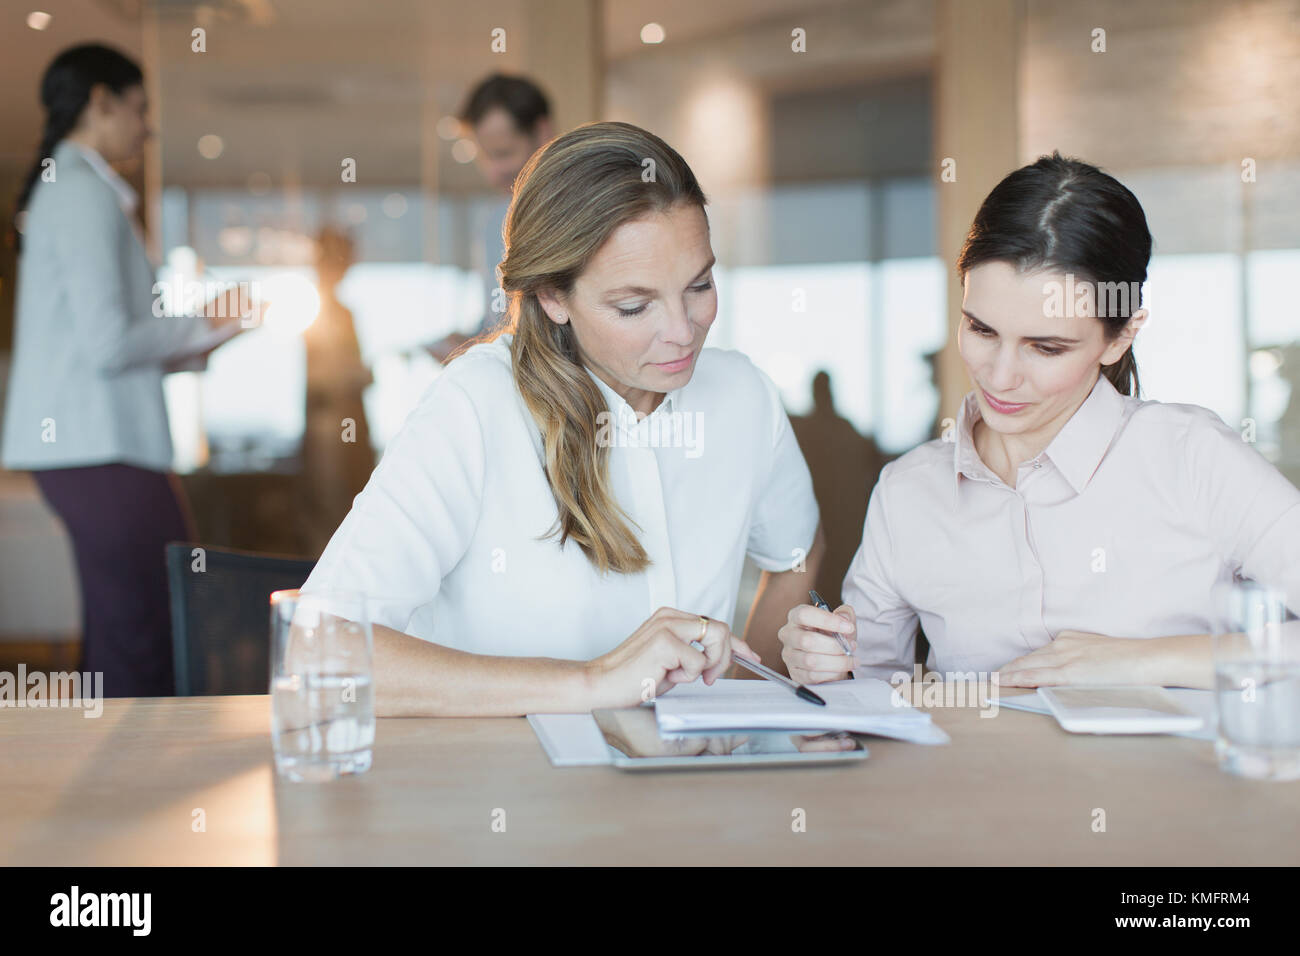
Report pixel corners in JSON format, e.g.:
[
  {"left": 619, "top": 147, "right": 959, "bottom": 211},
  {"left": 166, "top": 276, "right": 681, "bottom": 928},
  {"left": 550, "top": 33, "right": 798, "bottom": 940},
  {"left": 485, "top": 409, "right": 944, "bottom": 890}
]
[
  {"left": 2, "top": 45, "right": 246, "bottom": 696},
  {"left": 779, "top": 152, "right": 1300, "bottom": 691}
]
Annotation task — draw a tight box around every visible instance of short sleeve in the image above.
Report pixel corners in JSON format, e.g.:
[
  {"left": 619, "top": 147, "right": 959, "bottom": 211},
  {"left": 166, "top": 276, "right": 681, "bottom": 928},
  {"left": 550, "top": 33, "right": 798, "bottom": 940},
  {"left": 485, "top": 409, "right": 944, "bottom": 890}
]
[
  {"left": 745, "top": 362, "right": 820, "bottom": 572},
  {"left": 300, "top": 373, "right": 486, "bottom": 636},
  {"left": 1184, "top": 409, "right": 1300, "bottom": 605},
  {"left": 841, "top": 467, "right": 921, "bottom": 682}
]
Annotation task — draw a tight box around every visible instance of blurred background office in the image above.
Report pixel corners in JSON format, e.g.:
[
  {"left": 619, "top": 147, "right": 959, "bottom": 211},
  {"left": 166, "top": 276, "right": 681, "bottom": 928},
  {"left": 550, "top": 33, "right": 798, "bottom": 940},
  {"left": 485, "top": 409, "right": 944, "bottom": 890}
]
[{"left": 0, "top": 0, "right": 1297, "bottom": 679}]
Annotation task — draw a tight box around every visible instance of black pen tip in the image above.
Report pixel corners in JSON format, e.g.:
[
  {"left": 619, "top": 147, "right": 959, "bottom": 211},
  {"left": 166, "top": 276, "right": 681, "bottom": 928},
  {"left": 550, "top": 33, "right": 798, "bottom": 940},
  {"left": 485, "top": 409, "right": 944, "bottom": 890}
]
[{"left": 797, "top": 685, "right": 827, "bottom": 706}]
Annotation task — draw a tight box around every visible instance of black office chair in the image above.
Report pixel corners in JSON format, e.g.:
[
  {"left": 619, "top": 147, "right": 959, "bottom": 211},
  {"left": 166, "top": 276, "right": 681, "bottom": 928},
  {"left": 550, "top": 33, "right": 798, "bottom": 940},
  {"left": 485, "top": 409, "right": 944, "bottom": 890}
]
[{"left": 166, "top": 543, "right": 316, "bottom": 696}]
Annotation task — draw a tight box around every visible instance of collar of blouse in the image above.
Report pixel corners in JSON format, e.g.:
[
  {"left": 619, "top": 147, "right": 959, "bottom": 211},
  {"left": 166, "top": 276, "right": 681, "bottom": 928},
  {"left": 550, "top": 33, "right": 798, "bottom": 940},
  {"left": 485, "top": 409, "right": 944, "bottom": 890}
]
[
  {"left": 582, "top": 362, "right": 691, "bottom": 437},
  {"left": 60, "top": 139, "right": 139, "bottom": 216},
  {"left": 951, "top": 372, "right": 1127, "bottom": 501}
]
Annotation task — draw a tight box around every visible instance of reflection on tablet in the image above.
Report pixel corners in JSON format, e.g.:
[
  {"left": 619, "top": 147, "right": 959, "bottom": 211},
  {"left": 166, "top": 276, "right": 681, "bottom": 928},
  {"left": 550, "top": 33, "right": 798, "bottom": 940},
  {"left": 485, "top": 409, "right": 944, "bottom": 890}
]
[{"left": 592, "top": 707, "right": 868, "bottom": 770}]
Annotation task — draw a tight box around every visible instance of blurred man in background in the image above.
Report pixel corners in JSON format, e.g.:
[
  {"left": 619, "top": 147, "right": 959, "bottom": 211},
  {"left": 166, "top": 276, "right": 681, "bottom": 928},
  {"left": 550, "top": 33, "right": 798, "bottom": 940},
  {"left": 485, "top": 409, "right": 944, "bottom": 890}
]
[{"left": 426, "top": 73, "right": 554, "bottom": 363}]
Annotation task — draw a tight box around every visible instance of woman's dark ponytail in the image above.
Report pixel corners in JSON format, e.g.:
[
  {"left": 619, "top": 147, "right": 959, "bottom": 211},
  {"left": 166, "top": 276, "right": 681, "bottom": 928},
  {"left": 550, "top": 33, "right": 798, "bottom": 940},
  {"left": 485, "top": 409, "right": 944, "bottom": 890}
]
[
  {"left": 1101, "top": 346, "right": 1140, "bottom": 399},
  {"left": 12, "top": 44, "right": 143, "bottom": 251}
]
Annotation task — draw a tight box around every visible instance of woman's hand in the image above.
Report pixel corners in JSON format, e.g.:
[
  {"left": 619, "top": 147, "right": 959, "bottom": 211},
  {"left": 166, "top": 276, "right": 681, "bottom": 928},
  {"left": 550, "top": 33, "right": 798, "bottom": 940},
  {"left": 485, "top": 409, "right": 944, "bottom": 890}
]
[
  {"left": 203, "top": 285, "right": 263, "bottom": 332},
  {"left": 998, "top": 630, "right": 1216, "bottom": 688},
  {"left": 792, "top": 731, "right": 859, "bottom": 753},
  {"left": 583, "top": 607, "right": 760, "bottom": 710},
  {"left": 997, "top": 630, "right": 1151, "bottom": 686},
  {"left": 778, "top": 603, "right": 857, "bottom": 685}
]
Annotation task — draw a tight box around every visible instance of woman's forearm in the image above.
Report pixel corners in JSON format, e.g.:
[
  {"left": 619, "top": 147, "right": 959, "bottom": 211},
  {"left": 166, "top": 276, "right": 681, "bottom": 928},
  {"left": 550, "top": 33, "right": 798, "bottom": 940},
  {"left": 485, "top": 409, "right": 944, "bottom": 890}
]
[
  {"left": 370, "top": 623, "right": 592, "bottom": 717},
  {"left": 1140, "top": 633, "right": 1215, "bottom": 689}
]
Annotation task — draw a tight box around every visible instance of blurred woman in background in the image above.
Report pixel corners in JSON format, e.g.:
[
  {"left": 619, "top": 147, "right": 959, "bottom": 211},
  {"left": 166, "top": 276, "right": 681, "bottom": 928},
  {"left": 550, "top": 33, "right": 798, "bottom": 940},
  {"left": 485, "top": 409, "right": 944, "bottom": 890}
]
[{"left": 2, "top": 44, "right": 246, "bottom": 697}]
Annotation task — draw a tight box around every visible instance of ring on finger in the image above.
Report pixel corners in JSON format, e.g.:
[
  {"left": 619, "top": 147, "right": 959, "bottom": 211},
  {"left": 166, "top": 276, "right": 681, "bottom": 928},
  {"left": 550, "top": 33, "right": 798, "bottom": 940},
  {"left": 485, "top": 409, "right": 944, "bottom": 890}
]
[{"left": 691, "top": 615, "right": 709, "bottom": 652}]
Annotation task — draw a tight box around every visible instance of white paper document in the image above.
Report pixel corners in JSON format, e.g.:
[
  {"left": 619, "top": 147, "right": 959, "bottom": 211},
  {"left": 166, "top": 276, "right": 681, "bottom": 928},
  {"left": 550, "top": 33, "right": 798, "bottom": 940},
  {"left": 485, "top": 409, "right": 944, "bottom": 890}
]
[{"left": 653, "top": 677, "right": 950, "bottom": 744}]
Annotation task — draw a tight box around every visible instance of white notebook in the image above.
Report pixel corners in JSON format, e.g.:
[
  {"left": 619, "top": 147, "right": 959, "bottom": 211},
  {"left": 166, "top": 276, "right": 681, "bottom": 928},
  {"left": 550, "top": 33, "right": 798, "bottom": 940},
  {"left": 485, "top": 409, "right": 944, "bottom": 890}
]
[
  {"left": 653, "top": 677, "right": 950, "bottom": 744},
  {"left": 989, "top": 688, "right": 1216, "bottom": 740}
]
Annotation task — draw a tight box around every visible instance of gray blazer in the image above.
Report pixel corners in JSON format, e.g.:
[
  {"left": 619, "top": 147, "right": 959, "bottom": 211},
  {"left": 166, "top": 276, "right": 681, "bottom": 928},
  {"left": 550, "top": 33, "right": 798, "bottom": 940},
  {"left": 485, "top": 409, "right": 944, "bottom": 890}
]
[{"left": 2, "top": 140, "right": 231, "bottom": 471}]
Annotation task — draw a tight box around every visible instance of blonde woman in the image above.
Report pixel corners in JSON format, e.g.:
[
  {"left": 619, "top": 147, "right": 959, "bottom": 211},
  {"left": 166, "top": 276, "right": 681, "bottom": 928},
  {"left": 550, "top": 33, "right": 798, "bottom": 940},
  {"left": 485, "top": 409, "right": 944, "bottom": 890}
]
[{"left": 301, "top": 121, "right": 824, "bottom": 716}]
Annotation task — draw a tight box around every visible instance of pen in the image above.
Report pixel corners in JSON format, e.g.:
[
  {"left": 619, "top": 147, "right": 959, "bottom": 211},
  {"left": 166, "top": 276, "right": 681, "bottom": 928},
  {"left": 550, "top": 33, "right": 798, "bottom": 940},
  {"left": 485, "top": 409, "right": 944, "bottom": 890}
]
[
  {"left": 809, "top": 590, "right": 853, "bottom": 656},
  {"left": 731, "top": 653, "right": 827, "bottom": 706},
  {"left": 690, "top": 640, "right": 826, "bottom": 705}
]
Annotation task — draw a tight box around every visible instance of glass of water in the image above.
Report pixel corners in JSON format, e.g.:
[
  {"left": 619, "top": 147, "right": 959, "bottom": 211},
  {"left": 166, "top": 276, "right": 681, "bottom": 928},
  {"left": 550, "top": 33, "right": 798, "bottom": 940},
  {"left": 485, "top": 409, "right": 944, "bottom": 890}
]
[
  {"left": 270, "top": 588, "right": 375, "bottom": 782},
  {"left": 1213, "top": 580, "right": 1300, "bottom": 781}
]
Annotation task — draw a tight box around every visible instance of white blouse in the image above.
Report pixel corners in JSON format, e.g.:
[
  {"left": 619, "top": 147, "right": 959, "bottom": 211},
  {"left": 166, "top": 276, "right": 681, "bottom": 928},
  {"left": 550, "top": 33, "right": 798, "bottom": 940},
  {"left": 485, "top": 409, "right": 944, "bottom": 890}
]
[{"left": 301, "top": 333, "right": 819, "bottom": 661}]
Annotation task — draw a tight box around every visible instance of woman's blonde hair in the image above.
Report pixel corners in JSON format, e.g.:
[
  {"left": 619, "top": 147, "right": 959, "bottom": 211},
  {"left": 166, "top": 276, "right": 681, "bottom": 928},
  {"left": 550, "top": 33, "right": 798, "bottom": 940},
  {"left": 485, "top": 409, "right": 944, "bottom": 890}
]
[{"left": 496, "top": 120, "right": 708, "bottom": 575}]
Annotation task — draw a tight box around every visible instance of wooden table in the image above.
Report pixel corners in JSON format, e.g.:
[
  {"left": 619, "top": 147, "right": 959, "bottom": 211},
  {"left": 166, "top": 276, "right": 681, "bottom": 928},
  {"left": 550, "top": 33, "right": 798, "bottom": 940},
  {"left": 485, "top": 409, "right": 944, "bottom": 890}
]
[{"left": 2, "top": 691, "right": 1297, "bottom": 865}]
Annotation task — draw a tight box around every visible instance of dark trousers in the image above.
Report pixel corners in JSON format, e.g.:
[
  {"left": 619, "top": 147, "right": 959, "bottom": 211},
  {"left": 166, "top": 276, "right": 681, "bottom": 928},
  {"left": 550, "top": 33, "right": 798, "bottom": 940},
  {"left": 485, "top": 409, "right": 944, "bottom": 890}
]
[{"left": 33, "top": 463, "right": 194, "bottom": 698}]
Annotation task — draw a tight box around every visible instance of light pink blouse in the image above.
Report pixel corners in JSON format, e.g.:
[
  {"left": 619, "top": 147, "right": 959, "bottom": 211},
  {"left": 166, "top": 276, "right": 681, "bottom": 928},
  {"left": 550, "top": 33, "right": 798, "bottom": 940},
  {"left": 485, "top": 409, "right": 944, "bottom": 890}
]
[{"left": 843, "top": 374, "right": 1300, "bottom": 681}]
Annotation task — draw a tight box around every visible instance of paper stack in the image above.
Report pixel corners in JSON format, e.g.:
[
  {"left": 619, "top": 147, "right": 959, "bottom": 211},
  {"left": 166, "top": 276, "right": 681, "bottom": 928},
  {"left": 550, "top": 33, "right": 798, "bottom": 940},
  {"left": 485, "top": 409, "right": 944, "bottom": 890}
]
[{"left": 654, "top": 677, "right": 950, "bottom": 745}]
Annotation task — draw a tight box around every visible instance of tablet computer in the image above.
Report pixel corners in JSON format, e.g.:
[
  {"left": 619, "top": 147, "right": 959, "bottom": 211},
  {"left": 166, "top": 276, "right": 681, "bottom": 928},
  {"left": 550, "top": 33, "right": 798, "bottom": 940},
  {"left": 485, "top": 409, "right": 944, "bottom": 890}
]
[
  {"left": 592, "top": 706, "right": 869, "bottom": 771},
  {"left": 1039, "top": 686, "right": 1205, "bottom": 734}
]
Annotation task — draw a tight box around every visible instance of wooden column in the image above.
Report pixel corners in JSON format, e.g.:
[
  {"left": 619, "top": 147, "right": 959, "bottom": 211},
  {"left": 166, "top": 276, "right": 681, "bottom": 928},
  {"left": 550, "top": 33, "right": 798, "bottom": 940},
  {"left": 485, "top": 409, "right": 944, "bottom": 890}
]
[
  {"left": 934, "top": 0, "right": 1022, "bottom": 423},
  {"left": 140, "top": 5, "right": 163, "bottom": 264},
  {"left": 522, "top": 0, "right": 604, "bottom": 132}
]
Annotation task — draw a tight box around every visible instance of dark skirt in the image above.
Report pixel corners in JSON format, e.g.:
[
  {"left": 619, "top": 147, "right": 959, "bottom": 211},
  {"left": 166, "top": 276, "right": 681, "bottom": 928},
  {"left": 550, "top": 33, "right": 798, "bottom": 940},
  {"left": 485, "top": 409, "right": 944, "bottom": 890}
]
[{"left": 32, "top": 463, "right": 194, "bottom": 698}]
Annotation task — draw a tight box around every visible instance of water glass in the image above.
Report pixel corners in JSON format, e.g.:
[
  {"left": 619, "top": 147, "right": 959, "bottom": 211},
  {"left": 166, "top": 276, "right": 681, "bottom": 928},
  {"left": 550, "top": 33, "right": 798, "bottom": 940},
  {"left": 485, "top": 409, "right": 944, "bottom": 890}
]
[
  {"left": 270, "top": 588, "right": 375, "bottom": 782},
  {"left": 1213, "top": 580, "right": 1300, "bottom": 781}
]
